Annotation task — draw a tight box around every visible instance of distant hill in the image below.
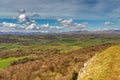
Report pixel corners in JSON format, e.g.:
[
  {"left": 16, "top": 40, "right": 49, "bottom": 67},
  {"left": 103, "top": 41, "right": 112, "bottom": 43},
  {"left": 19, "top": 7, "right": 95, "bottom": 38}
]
[
  {"left": 0, "top": 29, "right": 120, "bottom": 35},
  {"left": 93, "top": 29, "right": 120, "bottom": 34},
  {"left": 64, "top": 29, "right": 120, "bottom": 35},
  {"left": 0, "top": 32, "right": 45, "bottom": 35},
  {"left": 77, "top": 45, "right": 120, "bottom": 80}
]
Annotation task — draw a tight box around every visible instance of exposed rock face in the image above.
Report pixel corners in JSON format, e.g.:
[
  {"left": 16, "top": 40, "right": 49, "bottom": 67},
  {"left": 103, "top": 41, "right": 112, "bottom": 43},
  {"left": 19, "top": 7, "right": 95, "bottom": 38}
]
[{"left": 77, "top": 55, "right": 96, "bottom": 80}]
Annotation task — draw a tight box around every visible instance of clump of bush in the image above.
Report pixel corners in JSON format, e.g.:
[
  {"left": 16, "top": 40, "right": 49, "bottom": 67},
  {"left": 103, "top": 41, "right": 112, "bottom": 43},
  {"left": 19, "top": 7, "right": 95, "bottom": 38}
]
[
  {"left": 10, "top": 57, "right": 38, "bottom": 65},
  {"left": 70, "top": 71, "right": 78, "bottom": 80}
]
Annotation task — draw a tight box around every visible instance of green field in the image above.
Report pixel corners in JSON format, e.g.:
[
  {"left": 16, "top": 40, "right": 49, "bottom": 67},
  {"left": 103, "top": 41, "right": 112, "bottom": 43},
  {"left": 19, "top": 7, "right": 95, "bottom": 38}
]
[{"left": 0, "top": 57, "right": 21, "bottom": 68}]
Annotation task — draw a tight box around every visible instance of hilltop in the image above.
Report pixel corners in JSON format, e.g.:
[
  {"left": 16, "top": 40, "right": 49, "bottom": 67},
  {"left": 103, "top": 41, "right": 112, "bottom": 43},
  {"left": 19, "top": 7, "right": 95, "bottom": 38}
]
[{"left": 77, "top": 45, "right": 120, "bottom": 80}]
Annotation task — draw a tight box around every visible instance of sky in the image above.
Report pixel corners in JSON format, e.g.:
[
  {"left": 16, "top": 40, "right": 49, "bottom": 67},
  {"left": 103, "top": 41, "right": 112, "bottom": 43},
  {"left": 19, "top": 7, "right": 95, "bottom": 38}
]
[
  {"left": 0, "top": 0, "right": 120, "bottom": 19},
  {"left": 0, "top": 0, "right": 120, "bottom": 33}
]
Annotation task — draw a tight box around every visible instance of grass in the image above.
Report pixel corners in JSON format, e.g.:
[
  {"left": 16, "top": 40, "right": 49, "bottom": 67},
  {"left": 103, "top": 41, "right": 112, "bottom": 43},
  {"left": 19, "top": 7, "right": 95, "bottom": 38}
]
[
  {"left": 0, "top": 57, "right": 19, "bottom": 69},
  {"left": 58, "top": 46, "right": 81, "bottom": 53},
  {"left": 0, "top": 56, "right": 32, "bottom": 69},
  {"left": 46, "top": 38, "right": 120, "bottom": 47},
  {"left": 0, "top": 43, "right": 22, "bottom": 50},
  {"left": 78, "top": 45, "right": 120, "bottom": 80}
]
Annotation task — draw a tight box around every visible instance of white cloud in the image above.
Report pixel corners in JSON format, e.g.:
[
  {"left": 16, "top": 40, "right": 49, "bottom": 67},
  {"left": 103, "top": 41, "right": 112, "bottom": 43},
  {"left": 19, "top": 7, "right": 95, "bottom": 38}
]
[
  {"left": 1, "top": 21, "right": 63, "bottom": 33},
  {"left": 18, "top": 14, "right": 30, "bottom": 22},
  {"left": 40, "top": 23, "right": 63, "bottom": 30},
  {"left": 25, "top": 23, "right": 37, "bottom": 30},
  {"left": 57, "top": 18, "right": 63, "bottom": 22},
  {"left": 104, "top": 21, "right": 112, "bottom": 26},
  {"left": 54, "top": 26, "right": 63, "bottom": 29},
  {"left": 18, "top": 9, "right": 31, "bottom": 23},
  {"left": 76, "top": 22, "right": 89, "bottom": 29},
  {"left": 2, "top": 22, "right": 17, "bottom": 28},
  {"left": 41, "top": 24, "right": 49, "bottom": 28},
  {"left": 61, "top": 19, "right": 74, "bottom": 26},
  {"left": 58, "top": 19, "right": 88, "bottom": 29}
]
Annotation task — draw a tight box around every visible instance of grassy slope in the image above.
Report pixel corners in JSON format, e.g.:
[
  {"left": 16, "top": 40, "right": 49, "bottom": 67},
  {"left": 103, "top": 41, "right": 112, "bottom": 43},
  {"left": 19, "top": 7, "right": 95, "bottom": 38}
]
[
  {"left": 0, "top": 43, "right": 21, "bottom": 50},
  {"left": 78, "top": 46, "right": 120, "bottom": 80}
]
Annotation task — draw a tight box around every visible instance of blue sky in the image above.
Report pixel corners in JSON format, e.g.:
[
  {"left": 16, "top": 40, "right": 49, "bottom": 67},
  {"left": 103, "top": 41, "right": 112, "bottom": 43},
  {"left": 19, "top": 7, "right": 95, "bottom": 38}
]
[
  {"left": 0, "top": 0, "right": 120, "bottom": 19},
  {"left": 0, "top": 0, "right": 120, "bottom": 32}
]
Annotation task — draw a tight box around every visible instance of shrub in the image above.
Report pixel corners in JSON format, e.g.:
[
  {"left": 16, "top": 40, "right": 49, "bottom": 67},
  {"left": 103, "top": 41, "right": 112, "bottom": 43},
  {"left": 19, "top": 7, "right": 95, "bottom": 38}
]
[{"left": 70, "top": 71, "right": 78, "bottom": 80}]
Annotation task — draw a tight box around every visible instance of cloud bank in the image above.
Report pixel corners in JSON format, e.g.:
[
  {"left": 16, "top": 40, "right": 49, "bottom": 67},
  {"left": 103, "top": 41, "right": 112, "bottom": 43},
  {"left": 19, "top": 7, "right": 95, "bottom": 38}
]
[
  {"left": 1, "top": 8, "right": 119, "bottom": 33},
  {"left": 1, "top": 19, "right": 88, "bottom": 33},
  {"left": 0, "top": 9, "right": 89, "bottom": 33}
]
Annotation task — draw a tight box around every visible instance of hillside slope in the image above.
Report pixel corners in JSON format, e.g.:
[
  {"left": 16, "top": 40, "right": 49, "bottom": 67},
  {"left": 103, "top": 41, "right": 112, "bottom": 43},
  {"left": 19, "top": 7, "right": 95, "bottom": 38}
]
[
  {"left": 0, "top": 44, "right": 113, "bottom": 80},
  {"left": 77, "top": 46, "right": 120, "bottom": 80}
]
